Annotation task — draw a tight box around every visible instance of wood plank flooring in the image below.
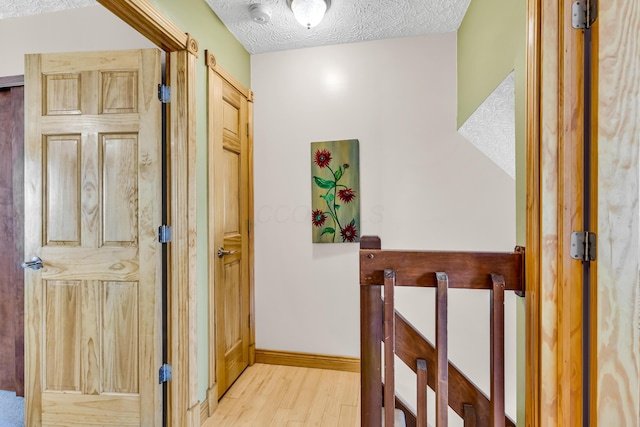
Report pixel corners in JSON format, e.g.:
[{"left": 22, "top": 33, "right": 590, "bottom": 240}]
[{"left": 203, "top": 363, "right": 360, "bottom": 426}]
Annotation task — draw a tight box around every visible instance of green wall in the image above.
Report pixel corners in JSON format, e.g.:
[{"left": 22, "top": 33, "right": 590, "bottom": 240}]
[
  {"left": 457, "top": 0, "right": 526, "bottom": 424},
  {"left": 457, "top": 0, "right": 523, "bottom": 129},
  {"left": 148, "top": 0, "right": 251, "bottom": 404}
]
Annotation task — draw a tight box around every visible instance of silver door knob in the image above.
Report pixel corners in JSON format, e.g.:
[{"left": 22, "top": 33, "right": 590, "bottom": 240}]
[
  {"left": 217, "top": 248, "right": 237, "bottom": 258},
  {"left": 22, "top": 256, "right": 43, "bottom": 270}
]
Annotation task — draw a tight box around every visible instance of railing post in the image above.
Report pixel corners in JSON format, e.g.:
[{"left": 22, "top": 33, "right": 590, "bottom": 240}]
[
  {"left": 383, "top": 269, "right": 396, "bottom": 427},
  {"left": 417, "top": 359, "right": 428, "bottom": 427},
  {"left": 463, "top": 404, "right": 477, "bottom": 427},
  {"left": 490, "top": 274, "right": 506, "bottom": 427},
  {"left": 361, "top": 283, "right": 382, "bottom": 427},
  {"left": 436, "top": 272, "right": 449, "bottom": 427}
]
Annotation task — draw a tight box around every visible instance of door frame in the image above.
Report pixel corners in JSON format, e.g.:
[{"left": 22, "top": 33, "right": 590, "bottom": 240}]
[
  {"left": 0, "top": 75, "right": 25, "bottom": 397},
  {"left": 96, "top": 1, "right": 199, "bottom": 425},
  {"left": 204, "top": 51, "right": 255, "bottom": 414},
  {"left": 525, "top": 0, "right": 594, "bottom": 425}
]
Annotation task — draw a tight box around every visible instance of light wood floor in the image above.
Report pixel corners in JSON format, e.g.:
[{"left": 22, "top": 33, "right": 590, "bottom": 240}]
[{"left": 202, "top": 363, "right": 361, "bottom": 427}]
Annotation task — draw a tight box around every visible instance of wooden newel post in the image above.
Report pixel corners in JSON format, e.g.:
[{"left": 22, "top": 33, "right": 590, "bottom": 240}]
[{"left": 360, "top": 236, "right": 382, "bottom": 426}]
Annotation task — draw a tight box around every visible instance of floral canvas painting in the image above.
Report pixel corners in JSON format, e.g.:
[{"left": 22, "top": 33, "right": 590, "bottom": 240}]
[{"left": 311, "top": 139, "right": 360, "bottom": 243}]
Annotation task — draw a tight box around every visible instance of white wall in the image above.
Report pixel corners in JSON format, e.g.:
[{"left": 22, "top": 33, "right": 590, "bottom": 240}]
[
  {"left": 251, "top": 33, "right": 517, "bottom": 421},
  {"left": 0, "top": 5, "right": 153, "bottom": 77}
]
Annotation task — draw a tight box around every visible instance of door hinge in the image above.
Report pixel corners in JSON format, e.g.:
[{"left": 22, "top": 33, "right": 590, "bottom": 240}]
[
  {"left": 248, "top": 219, "right": 252, "bottom": 234},
  {"left": 572, "top": 0, "right": 597, "bottom": 29},
  {"left": 158, "top": 84, "right": 171, "bottom": 103},
  {"left": 571, "top": 231, "right": 596, "bottom": 261},
  {"left": 159, "top": 363, "right": 172, "bottom": 384},
  {"left": 159, "top": 225, "right": 172, "bottom": 243}
]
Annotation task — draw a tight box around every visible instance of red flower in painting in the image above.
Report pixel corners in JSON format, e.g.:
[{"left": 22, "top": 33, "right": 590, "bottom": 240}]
[
  {"left": 314, "top": 149, "right": 332, "bottom": 168},
  {"left": 340, "top": 221, "right": 358, "bottom": 242},
  {"left": 312, "top": 209, "right": 327, "bottom": 227},
  {"left": 337, "top": 188, "right": 356, "bottom": 203}
]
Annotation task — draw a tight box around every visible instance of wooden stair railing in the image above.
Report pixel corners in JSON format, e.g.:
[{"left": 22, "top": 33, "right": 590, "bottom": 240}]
[{"left": 360, "top": 236, "right": 524, "bottom": 427}]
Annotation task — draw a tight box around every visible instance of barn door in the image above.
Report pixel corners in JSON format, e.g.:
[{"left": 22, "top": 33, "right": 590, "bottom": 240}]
[{"left": 24, "top": 49, "right": 163, "bottom": 426}]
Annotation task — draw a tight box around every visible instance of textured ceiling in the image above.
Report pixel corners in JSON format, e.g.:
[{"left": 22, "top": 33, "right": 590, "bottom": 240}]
[
  {"left": 459, "top": 71, "right": 515, "bottom": 179},
  {"left": 0, "top": 0, "right": 471, "bottom": 55},
  {"left": 206, "top": 0, "right": 471, "bottom": 54},
  {"left": 0, "top": 0, "right": 96, "bottom": 19}
]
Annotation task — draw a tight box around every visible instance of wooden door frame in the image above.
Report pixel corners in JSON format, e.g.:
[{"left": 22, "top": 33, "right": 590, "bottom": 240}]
[
  {"left": 0, "top": 76, "right": 25, "bottom": 398},
  {"left": 204, "top": 51, "right": 255, "bottom": 416},
  {"left": 526, "top": 0, "right": 593, "bottom": 425},
  {"left": 96, "top": 1, "right": 199, "bottom": 425}
]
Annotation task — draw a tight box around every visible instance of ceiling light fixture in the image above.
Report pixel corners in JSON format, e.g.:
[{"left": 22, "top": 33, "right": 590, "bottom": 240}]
[{"left": 286, "top": 0, "right": 331, "bottom": 29}]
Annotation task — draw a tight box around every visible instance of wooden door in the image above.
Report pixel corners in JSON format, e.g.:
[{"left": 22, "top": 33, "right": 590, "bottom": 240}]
[
  {"left": 595, "top": 2, "right": 640, "bottom": 424},
  {"left": 209, "top": 69, "right": 251, "bottom": 398},
  {"left": 0, "top": 83, "right": 24, "bottom": 396},
  {"left": 24, "top": 49, "right": 162, "bottom": 426}
]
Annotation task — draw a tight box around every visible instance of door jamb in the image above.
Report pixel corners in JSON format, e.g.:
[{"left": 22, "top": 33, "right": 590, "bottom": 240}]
[
  {"left": 96, "top": 1, "right": 199, "bottom": 425},
  {"left": 526, "top": 0, "right": 588, "bottom": 424}
]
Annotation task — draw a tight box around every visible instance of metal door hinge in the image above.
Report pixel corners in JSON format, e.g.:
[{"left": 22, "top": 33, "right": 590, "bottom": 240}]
[
  {"left": 158, "top": 84, "right": 171, "bottom": 103},
  {"left": 571, "top": 231, "right": 596, "bottom": 261},
  {"left": 159, "top": 225, "right": 172, "bottom": 243},
  {"left": 248, "top": 219, "right": 252, "bottom": 234},
  {"left": 159, "top": 363, "right": 172, "bottom": 383},
  {"left": 572, "top": 0, "right": 597, "bottom": 29}
]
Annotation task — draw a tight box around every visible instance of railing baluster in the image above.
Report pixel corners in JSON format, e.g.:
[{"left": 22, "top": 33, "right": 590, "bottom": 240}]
[
  {"left": 436, "top": 272, "right": 449, "bottom": 427},
  {"left": 384, "top": 269, "right": 396, "bottom": 427},
  {"left": 361, "top": 284, "right": 382, "bottom": 427},
  {"left": 417, "top": 358, "right": 428, "bottom": 427},
  {"left": 490, "top": 274, "right": 506, "bottom": 427},
  {"left": 463, "top": 404, "right": 477, "bottom": 427}
]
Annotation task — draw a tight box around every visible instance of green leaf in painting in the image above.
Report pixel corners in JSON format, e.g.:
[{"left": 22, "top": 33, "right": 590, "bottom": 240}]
[
  {"left": 321, "top": 227, "right": 335, "bottom": 235},
  {"left": 335, "top": 205, "right": 340, "bottom": 210},
  {"left": 320, "top": 194, "right": 334, "bottom": 202},
  {"left": 334, "top": 167, "right": 343, "bottom": 181},
  {"left": 314, "top": 176, "right": 335, "bottom": 189}
]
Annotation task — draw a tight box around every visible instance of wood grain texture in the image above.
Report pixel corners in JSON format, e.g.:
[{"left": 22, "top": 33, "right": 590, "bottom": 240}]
[
  {"left": 435, "top": 273, "right": 449, "bottom": 427},
  {"left": 361, "top": 285, "right": 382, "bottom": 427},
  {"left": 0, "top": 84, "right": 24, "bottom": 396},
  {"left": 168, "top": 48, "right": 200, "bottom": 427},
  {"left": 254, "top": 349, "right": 360, "bottom": 372},
  {"left": 528, "top": 0, "right": 588, "bottom": 425},
  {"left": 25, "top": 49, "right": 162, "bottom": 426},
  {"left": 360, "top": 249, "right": 524, "bottom": 292},
  {"left": 416, "top": 359, "right": 427, "bottom": 427},
  {"left": 0, "top": 75, "right": 24, "bottom": 88},
  {"left": 247, "top": 97, "right": 256, "bottom": 365},
  {"left": 208, "top": 62, "right": 252, "bottom": 400},
  {"left": 203, "top": 364, "right": 360, "bottom": 427},
  {"left": 383, "top": 270, "right": 396, "bottom": 427},
  {"left": 597, "top": 0, "right": 640, "bottom": 424},
  {"left": 557, "top": 5, "right": 585, "bottom": 426},
  {"left": 393, "top": 311, "right": 516, "bottom": 427},
  {"left": 490, "top": 275, "right": 505, "bottom": 427},
  {"left": 97, "top": 0, "right": 190, "bottom": 52},
  {"left": 464, "top": 404, "right": 477, "bottom": 427}
]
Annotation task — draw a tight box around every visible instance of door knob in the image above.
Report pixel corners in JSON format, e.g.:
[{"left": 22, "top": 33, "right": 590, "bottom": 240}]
[
  {"left": 217, "top": 248, "right": 237, "bottom": 258},
  {"left": 22, "top": 256, "right": 43, "bottom": 270}
]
